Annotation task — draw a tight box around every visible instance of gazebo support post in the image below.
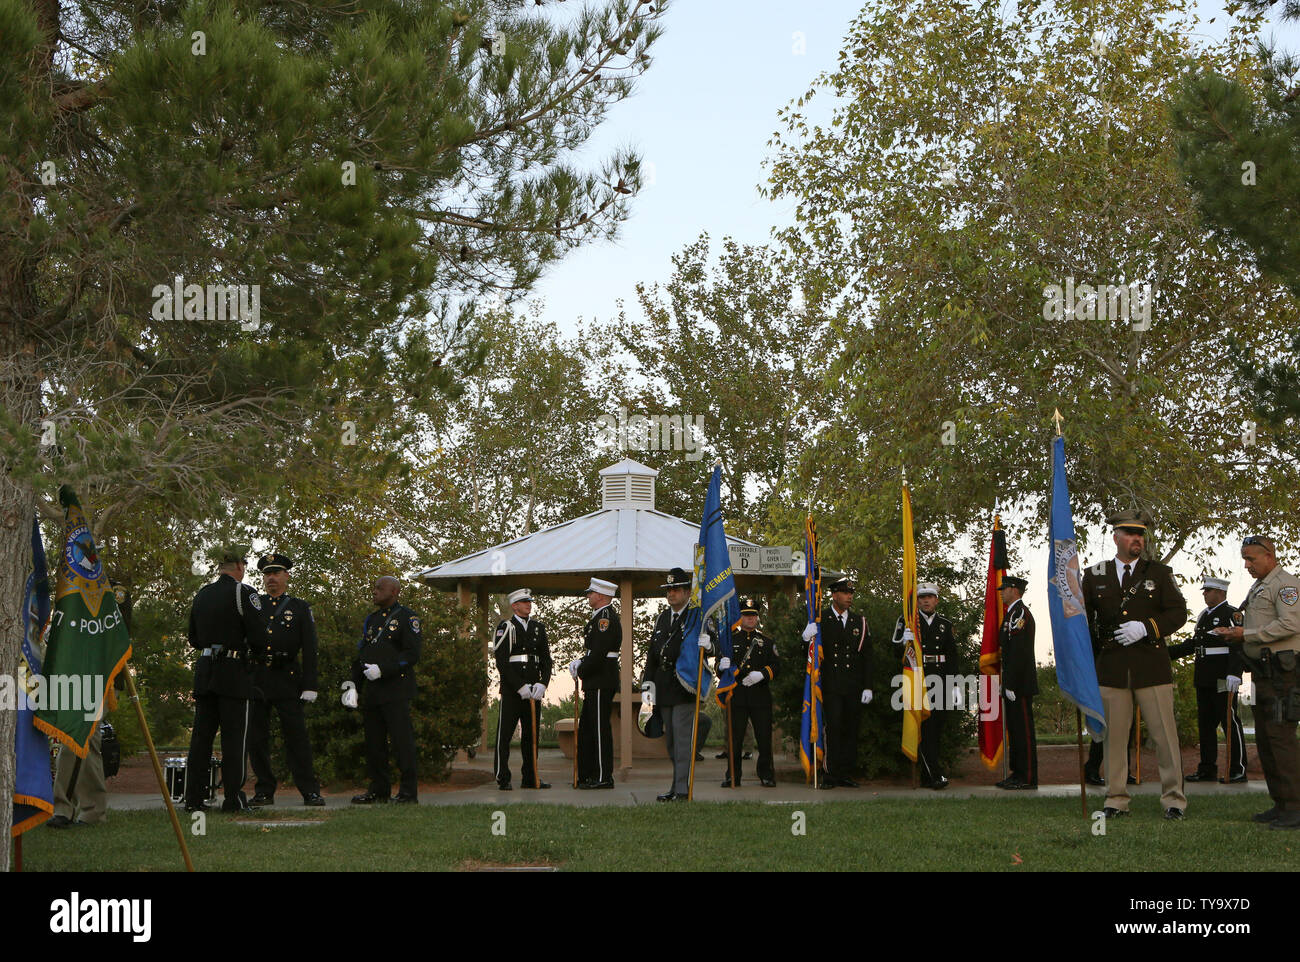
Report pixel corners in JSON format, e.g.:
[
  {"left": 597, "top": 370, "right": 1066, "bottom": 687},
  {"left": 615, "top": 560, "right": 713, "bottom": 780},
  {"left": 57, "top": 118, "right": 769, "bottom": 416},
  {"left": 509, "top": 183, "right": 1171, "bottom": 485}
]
[
  {"left": 477, "top": 584, "right": 490, "bottom": 754},
  {"left": 619, "top": 578, "right": 634, "bottom": 778}
]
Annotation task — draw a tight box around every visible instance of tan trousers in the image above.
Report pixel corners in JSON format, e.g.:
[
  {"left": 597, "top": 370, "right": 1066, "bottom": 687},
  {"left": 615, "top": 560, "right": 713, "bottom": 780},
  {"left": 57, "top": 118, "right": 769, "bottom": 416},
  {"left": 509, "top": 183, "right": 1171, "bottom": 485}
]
[
  {"left": 53, "top": 728, "right": 108, "bottom": 824},
  {"left": 1101, "top": 684, "right": 1185, "bottom": 812}
]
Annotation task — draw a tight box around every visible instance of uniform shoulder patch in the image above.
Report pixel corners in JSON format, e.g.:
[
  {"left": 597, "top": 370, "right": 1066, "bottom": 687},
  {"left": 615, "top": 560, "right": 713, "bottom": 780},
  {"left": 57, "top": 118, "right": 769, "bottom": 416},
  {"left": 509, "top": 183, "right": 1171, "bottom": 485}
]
[
  {"left": 1281, "top": 587, "right": 1298, "bottom": 607},
  {"left": 598, "top": 618, "right": 609, "bottom": 632},
  {"left": 247, "top": 589, "right": 262, "bottom": 611},
  {"left": 410, "top": 616, "right": 421, "bottom": 632}
]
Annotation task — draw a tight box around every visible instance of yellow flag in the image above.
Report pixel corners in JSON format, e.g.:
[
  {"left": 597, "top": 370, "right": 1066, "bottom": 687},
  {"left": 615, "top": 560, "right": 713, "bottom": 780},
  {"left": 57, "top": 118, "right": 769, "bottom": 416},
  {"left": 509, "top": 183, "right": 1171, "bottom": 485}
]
[{"left": 901, "top": 481, "right": 929, "bottom": 760}]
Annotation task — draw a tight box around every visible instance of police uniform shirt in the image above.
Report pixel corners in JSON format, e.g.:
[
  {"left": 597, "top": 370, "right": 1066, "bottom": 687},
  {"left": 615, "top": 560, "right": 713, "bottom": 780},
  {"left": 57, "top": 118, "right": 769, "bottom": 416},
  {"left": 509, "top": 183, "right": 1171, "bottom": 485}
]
[
  {"left": 188, "top": 573, "right": 268, "bottom": 698},
  {"left": 494, "top": 614, "right": 552, "bottom": 693},
  {"left": 820, "top": 606, "right": 871, "bottom": 695},
  {"left": 643, "top": 606, "right": 690, "bottom": 706},
  {"left": 257, "top": 593, "right": 319, "bottom": 697},
  {"left": 1082, "top": 557, "right": 1188, "bottom": 688},
  {"left": 352, "top": 604, "right": 422, "bottom": 704},
  {"left": 579, "top": 603, "right": 621, "bottom": 691},
  {"left": 1241, "top": 566, "right": 1300, "bottom": 653},
  {"left": 727, "top": 627, "right": 779, "bottom": 701},
  {"left": 999, "top": 599, "right": 1038, "bottom": 697},
  {"left": 1166, "top": 601, "right": 1244, "bottom": 687}
]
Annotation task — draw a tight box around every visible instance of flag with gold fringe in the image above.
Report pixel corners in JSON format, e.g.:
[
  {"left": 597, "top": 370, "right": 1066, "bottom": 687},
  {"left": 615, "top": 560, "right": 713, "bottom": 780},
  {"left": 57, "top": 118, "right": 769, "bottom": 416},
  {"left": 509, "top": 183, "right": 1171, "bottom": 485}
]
[
  {"left": 900, "top": 480, "right": 929, "bottom": 762},
  {"left": 799, "top": 517, "right": 825, "bottom": 781}
]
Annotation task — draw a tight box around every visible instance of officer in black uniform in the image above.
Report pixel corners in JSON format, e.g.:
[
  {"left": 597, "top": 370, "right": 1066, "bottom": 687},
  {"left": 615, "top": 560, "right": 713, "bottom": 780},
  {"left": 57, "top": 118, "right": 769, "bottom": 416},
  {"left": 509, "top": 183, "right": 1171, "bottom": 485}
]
[
  {"left": 997, "top": 575, "right": 1038, "bottom": 790},
  {"left": 893, "top": 583, "right": 956, "bottom": 789},
  {"left": 805, "top": 577, "right": 871, "bottom": 788},
  {"left": 184, "top": 546, "right": 268, "bottom": 813},
  {"left": 718, "top": 596, "right": 779, "bottom": 787},
  {"left": 641, "top": 568, "right": 705, "bottom": 801},
  {"left": 247, "top": 554, "right": 325, "bottom": 807},
  {"left": 572, "top": 577, "right": 620, "bottom": 789},
  {"left": 343, "top": 575, "right": 422, "bottom": 804},
  {"left": 493, "top": 588, "right": 553, "bottom": 790},
  {"left": 1166, "top": 575, "right": 1246, "bottom": 783}
]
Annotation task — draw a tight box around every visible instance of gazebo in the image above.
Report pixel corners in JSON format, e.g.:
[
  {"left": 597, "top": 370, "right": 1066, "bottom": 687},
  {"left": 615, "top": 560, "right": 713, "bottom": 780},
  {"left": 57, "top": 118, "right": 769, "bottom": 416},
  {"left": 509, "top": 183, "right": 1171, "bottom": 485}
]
[{"left": 414, "top": 458, "right": 809, "bottom": 771}]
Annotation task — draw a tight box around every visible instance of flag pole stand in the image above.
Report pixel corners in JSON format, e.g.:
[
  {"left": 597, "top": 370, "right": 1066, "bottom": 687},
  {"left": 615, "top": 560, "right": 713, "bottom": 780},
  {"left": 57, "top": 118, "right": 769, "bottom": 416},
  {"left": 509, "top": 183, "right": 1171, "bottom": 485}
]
[
  {"left": 571, "top": 690, "right": 583, "bottom": 789},
  {"left": 1134, "top": 705, "right": 1142, "bottom": 784},
  {"left": 125, "top": 666, "right": 194, "bottom": 872},
  {"left": 1076, "top": 708, "right": 1087, "bottom": 818},
  {"left": 688, "top": 646, "right": 704, "bottom": 801}
]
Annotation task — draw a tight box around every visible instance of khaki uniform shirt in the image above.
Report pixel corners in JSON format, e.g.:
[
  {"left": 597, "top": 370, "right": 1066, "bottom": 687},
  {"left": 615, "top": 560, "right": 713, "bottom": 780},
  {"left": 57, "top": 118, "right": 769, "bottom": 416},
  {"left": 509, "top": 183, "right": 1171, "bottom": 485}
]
[{"left": 1242, "top": 565, "right": 1300, "bottom": 657}]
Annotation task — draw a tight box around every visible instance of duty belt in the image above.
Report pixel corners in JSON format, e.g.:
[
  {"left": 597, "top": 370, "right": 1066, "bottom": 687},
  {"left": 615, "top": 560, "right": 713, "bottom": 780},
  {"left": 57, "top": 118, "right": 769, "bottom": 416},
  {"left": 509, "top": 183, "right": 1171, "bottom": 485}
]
[
  {"left": 1199, "top": 646, "right": 1230, "bottom": 656},
  {"left": 922, "top": 655, "right": 947, "bottom": 665},
  {"left": 201, "top": 647, "right": 244, "bottom": 660},
  {"left": 606, "top": 651, "right": 619, "bottom": 658},
  {"left": 508, "top": 654, "right": 535, "bottom": 663},
  {"left": 267, "top": 651, "right": 296, "bottom": 669}
]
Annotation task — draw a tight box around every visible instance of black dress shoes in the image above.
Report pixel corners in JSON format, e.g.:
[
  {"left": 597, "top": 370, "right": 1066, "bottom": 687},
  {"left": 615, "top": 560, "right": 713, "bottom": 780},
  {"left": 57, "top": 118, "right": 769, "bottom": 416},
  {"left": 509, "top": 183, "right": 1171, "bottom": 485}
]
[
  {"left": 1127, "top": 774, "right": 1138, "bottom": 785},
  {"left": 1269, "top": 811, "right": 1300, "bottom": 830},
  {"left": 714, "top": 751, "right": 728, "bottom": 759},
  {"left": 391, "top": 793, "right": 419, "bottom": 804},
  {"left": 523, "top": 781, "right": 552, "bottom": 789},
  {"left": 46, "top": 815, "right": 74, "bottom": 829},
  {"left": 657, "top": 791, "right": 679, "bottom": 802},
  {"left": 221, "top": 796, "right": 250, "bottom": 813},
  {"left": 1084, "top": 771, "right": 1105, "bottom": 786},
  {"left": 496, "top": 781, "right": 513, "bottom": 791},
  {"left": 249, "top": 793, "right": 275, "bottom": 807},
  {"left": 760, "top": 777, "right": 776, "bottom": 787},
  {"left": 721, "top": 779, "right": 741, "bottom": 788},
  {"left": 1101, "top": 806, "right": 1129, "bottom": 818},
  {"left": 1163, "top": 807, "right": 1186, "bottom": 820},
  {"left": 1185, "top": 771, "right": 1216, "bottom": 782},
  {"left": 929, "top": 775, "right": 950, "bottom": 790},
  {"left": 838, "top": 777, "right": 859, "bottom": 788},
  {"left": 590, "top": 779, "right": 615, "bottom": 789},
  {"left": 303, "top": 793, "right": 326, "bottom": 807},
  {"left": 350, "top": 792, "right": 388, "bottom": 805},
  {"left": 1252, "top": 806, "right": 1282, "bottom": 823},
  {"left": 1220, "top": 774, "right": 1248, "bottom": 784}
]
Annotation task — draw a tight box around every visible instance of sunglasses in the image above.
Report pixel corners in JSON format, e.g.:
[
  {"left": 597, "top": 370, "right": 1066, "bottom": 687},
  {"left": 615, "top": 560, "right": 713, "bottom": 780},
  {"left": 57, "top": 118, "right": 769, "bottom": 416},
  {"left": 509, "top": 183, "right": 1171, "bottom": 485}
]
[{"left": 1243, "top": 536, "right": 1268, "bottom": 547}]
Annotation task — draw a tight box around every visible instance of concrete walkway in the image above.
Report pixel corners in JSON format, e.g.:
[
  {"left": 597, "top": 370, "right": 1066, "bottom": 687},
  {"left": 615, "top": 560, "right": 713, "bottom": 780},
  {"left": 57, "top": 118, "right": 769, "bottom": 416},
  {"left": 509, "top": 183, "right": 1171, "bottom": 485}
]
[{"left": 105, "top": 748, "right": 1268, "bottom": 811}]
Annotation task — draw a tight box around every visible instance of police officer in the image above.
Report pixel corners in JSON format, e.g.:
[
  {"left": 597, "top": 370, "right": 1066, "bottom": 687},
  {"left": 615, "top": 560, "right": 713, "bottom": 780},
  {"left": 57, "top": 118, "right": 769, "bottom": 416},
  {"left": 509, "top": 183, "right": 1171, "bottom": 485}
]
[
  {"left": 997, "top": 575, "right": 1037, "bottom": 789},
  {"left": 184, "top": 546, "right": 268, "bottom": 813},
  {"left": 343, "top": 575, "right": 422, "bottom": 804},
  {"left": 247, "top": 554, "right": 325, "bottom": 807},
  {"left": 1212, "top": 535, "right": 1300, "bottom": 828},
  {"left": 718, "top": 596, "right": 779, "bottom": 788},
  {"left": 894, "top": 583, "right": 956, "bottom": 789},
  {"left": 1166, "top": 575, "right": 1246, "bottom": 784},
  {"left": 493, "top": 588, "right": 552, "bottom": 790},
  {"left": 803, "top": 577, "right": 871, "bottom": 788},
  {"left": 1082, "top": 509, "right": 1189, "bottom": 820},
  {"left": 572, "top": 578, "right": 620, "bottom": 789}
]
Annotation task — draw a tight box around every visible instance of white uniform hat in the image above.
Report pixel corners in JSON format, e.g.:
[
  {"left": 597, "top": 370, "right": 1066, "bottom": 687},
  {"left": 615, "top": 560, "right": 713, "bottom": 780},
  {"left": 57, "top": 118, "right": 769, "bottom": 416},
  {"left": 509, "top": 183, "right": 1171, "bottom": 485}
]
[
  {"left": 1201, "top": 576, "right": 1231, "bottom": 592},
  {"left": 917, "top": 583, "right": 939, "bottom": 597},
  {"left": 508, "top": 588, "right": 533, "bottom": 605},
  {"left": 584, "top": 577, "right": 618, "bottom": 596}
]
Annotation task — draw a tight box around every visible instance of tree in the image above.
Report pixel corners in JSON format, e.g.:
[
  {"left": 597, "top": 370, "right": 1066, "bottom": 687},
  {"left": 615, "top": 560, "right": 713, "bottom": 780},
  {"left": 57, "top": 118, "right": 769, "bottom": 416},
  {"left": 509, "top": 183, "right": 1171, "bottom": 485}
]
[
  {"left": 762, "top": 0, "right": 1300, "bottom": 591},
  {"left": 0, "top": 0, "right": 666, "bottom": 862}
]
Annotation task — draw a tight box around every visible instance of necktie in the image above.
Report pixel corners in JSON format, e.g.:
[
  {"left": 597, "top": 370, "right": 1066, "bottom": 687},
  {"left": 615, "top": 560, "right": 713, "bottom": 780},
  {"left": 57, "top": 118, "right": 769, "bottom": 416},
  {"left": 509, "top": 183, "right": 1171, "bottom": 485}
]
[{"left": 1122, "top": 564, "right": 1132, "bottom": 592}]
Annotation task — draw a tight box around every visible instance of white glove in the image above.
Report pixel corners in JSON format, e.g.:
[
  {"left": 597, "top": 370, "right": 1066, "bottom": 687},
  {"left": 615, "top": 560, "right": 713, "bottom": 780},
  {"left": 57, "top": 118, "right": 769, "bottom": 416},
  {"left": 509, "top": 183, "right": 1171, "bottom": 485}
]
[
  {"left": 802, "top": 622, "right": 819, "bottom": 642},
  {"left": 341, "top": 681, "right": 358, "bottom": 709},
  {"left": 531, "top": 683, "right": 546, "bottom": 700},
  {"left": 641, "top": 680, "right": 656, "bottom": 702},
  {"left": 1005, "top": 689, "right": 1016, "bottom": 702},
  {"left": 568, "top": 658, "right": 581, "bottom": 680},
  {"left": 861, "top": 689, "right": 873, "bottom": 705},
  {"left": 517, "top": 684, "right": 533, "bottom": 699},
  {"left": 718, "top": 657, "right": 731, "bottom": 671},
  {"left": 1226, "top": 675, "right": 1242, "bottom": 693},
  {"left": 363, "top": 663, "right": 381, "bottom": 681},
  {"left": 1114, "top": 621, "right": 1146, "bottom": 646},
  {"left": 900, "top": 628, "right": 914, "bottom": 644},
  {"left": 299, "top": 690, "right": 317, "bottom": 703},
  {"left": 697, "top": 634, "right": 713, "bottom": 653},
  {"left": 743, "top": 670, "right": 764, "bottom": 687}
]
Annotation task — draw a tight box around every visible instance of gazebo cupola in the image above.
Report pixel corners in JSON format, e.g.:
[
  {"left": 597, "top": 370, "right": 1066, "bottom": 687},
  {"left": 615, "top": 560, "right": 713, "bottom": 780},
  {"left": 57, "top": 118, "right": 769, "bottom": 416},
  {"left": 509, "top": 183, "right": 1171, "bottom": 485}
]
[{"left": 598, "top": 458, "right": 657, "bottom": 510}]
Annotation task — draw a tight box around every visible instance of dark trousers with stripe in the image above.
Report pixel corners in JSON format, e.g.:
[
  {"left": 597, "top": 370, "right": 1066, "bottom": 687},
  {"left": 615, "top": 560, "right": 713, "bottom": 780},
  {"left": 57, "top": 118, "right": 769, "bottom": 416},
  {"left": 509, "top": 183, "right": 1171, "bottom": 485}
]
[
  {"left": 1005, "top": 695, "right": 1037, "bottom": 785},
  {"left": 186, "top": 692, "right": 249, "bottom": 807},
  {"left": 822, "top": 691, "right": 861, "bottom": 779},
  {"left": 1192, "top": 687, "right": 1245, "bottom": 778},
  {"left": 919, "top": 712, "right": 944, "bottom": 782},
  {"left": 577, "top": 687, "right": 614, "bottom": 784},
  {"left": 363, "top": 699, "right": 418, "bottom": 797},
  {"left": 248, "top": 695, "right": 320, "bottom": 799},
  {"left": 726, "top": 699, "right": 774, "bottom": 782},
  {"left": 495, "top": 691, "right": 540, "bottom": 787}
]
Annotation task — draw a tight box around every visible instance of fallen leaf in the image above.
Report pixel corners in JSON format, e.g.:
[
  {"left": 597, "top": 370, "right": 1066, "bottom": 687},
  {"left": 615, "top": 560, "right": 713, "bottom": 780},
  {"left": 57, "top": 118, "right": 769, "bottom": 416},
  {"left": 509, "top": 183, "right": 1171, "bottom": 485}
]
[{"left": 1011, "top": 852, "right": 1023, "bottom": 865}]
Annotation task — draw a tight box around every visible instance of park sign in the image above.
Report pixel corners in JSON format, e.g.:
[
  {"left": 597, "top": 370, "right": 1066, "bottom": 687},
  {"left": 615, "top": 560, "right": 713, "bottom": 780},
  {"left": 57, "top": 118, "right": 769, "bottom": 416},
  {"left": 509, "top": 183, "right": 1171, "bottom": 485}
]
[
  {"left": 34, "top": 486, "right": 132, "bottom": 757},
  {"left": 728, "top": 544, "right": 794, "bottom": 576}
]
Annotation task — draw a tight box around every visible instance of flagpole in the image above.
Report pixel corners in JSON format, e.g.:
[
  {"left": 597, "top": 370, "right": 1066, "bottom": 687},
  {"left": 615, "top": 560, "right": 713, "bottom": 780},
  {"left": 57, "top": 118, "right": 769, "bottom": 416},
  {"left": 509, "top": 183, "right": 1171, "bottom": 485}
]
[
  {"left": 1134, "top": 707, "right": 1142, "bottom": 784},
  {"left": 532, "top": 699, "right": 541, "bottom": 789},
  {"left": 13, "top": 836, "right": 21, "bottom": 872},
  {"left": 688, "top": 645, "right": 704, "bottom": 801},
  {"left": 572, "top": 689, "right": 583, "bottom": 789},
  {"left": 125, "top": 666, "right": 194, "bottom": 872},
  {"left": 1077, "top": 709, "right": 1088, "bottom": 817},
  {"left": 726, "top": 698, "right": 736, "bottom": 788},
  {"left": 1225, "top": 690, "right": 1233, "bottom": 781}
]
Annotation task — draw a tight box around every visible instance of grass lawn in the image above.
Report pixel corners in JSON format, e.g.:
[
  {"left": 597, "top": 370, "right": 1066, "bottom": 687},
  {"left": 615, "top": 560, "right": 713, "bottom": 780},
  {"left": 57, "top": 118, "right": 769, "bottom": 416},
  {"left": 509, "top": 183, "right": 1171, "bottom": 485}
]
[{"left": 20, "top": 794, "right": 1300, "bottom": 872}]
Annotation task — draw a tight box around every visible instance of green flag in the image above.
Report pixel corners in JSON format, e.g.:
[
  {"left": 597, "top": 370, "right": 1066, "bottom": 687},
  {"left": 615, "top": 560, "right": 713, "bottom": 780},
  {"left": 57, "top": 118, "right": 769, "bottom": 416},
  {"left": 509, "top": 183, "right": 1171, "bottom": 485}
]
[{"left": 34, "top": 486, "right": 132, "bottom": 757}]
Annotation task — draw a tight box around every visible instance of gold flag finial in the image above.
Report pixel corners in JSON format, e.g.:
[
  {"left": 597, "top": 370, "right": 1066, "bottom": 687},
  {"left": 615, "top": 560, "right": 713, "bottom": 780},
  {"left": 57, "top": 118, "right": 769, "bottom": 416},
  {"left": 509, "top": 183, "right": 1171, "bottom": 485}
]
[{"left": 1052, "top": 408, "right": 1064, "bottom": 436}]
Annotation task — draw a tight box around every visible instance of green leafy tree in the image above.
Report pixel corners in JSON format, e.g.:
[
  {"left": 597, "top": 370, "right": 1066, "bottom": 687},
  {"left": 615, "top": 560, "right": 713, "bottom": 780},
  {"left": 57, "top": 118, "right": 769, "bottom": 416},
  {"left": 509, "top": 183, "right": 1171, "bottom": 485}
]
[{"left": 763, "top": 0, "right": 1300, "bottom": 593}]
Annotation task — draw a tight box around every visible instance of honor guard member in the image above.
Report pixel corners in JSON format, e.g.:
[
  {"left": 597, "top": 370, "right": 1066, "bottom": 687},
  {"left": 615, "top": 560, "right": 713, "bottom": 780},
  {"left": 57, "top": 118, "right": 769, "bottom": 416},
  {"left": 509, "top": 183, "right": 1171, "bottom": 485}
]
[
  {"left": 718, "top": 596, "right": 779, "bottom": 788},
  {"left": 493, "top": 588, "right": 553, "bottom": 790},
  {"left": 804, "top": 577, "right": 872, "bottom": 788},
  {"left": 997, "top": 576, "right": 1038, "bottom": 789},
  {"left": 184, "top": 546, "right": 269, "bottom": 813},
  {"left": 343, "top": 576, "right": 422, "bottom": 804},
  {"left": 893, "top": 583, "right": 956, "bottom": 789},
  {"left": 641, "top": 568, "right": 708, "bottom": 801},
  {"left": 572, "top": 578, "right": 621, "bottom": 789},
  {"left": 1166, "top": 576, "right": 1246, "bottom": 784},
  {"left": 1082, "top": 509, "right": 1189, "bottom": 820},
  {"left": 247, "top": 554, "right": 325, "bottom": 807},
  {"left": 1212, "top": 535, "right": 1300, "bottom": 828}
]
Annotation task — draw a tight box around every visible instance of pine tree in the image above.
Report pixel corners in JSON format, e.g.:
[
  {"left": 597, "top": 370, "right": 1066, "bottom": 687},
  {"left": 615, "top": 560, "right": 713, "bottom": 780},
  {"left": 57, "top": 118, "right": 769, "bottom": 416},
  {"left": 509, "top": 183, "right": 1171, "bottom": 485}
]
[{"left": 0, "top": 0, "right": 666, "bottom": 862}]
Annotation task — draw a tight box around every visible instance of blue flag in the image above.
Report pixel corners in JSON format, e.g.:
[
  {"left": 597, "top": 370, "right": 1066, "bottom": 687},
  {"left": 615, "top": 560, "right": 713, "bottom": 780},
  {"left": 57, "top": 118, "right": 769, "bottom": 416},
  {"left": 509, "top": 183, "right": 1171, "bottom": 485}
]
[
  {"left": 799, "top": 517, "right": 825, "bottom": 780},
  {"left": 676, "top": 465, "right": 736, "bottom": 699},
  {"left": 15, "top": 516, "right": 54, "bottom": 836},
  {"left": 1047, "top": 435, "right": 1106, "bottom": 737},
  {"left": 714, "top": 592, "right": 740, "bottom": 706}
]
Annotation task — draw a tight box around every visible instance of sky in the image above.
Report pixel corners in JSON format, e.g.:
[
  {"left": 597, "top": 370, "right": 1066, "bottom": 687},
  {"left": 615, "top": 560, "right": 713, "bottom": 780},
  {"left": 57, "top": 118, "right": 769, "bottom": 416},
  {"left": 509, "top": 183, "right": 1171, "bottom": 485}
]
[{"left": 508, "top": 0, "right": 1299, "bottom": 676}]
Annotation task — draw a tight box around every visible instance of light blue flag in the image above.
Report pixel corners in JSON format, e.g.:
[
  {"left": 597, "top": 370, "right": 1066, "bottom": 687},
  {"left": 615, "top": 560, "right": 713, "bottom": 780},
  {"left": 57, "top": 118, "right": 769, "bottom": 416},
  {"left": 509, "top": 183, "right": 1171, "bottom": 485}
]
[
  {"left": 1048, "top": 435, "right": 1107, "bottom": 737},
  {"left": 676, "top": 465, "right": 736, "bottom": 699}
]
